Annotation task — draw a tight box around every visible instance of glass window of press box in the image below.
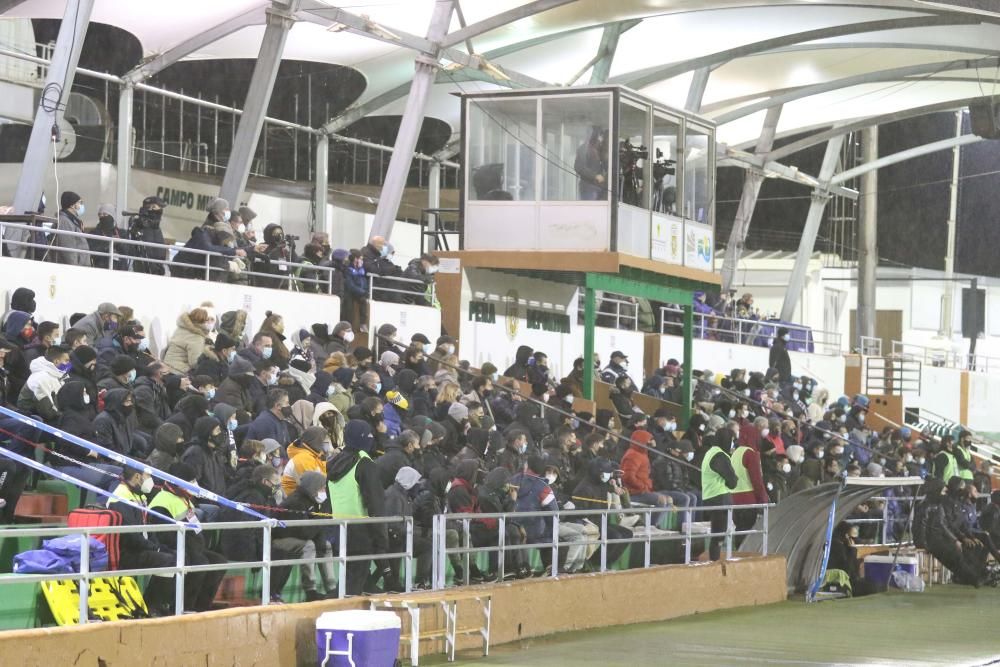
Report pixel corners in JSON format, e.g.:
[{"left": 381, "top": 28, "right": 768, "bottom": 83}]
[{"left": 463, "top": 89, "right": 714, "bottom": 260}]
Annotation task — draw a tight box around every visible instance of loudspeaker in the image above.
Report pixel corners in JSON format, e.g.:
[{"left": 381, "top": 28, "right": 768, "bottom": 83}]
[
  {"left": 961, "top": 286, "right": 985, "bottom": 338},
  {"left": 969, "top": 99, "right": 1000, "bottom": 139}
]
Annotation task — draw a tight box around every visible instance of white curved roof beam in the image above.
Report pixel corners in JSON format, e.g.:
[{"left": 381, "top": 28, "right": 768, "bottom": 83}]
[
  {"left": 122, "top": 5, "right": 268, "bottom": 84},
  {"left": 830, "top": 133, "right": 982, "bottom": 184},
  {"left": 610, "top": 14, "right": 983, "bottom": 90},
  {"left": 712, "top": 56, "right": 1000, "bottom": 125},
  {"left": 440, "top": 0, "right": 580, "bottom": 50},
  {"left": 767, "top": 95, "right": 988, "bottom": 160}
]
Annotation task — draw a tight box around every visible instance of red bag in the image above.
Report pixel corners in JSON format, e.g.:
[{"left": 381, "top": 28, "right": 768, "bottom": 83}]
[{"left": 67, "top": 508, "right": 122, "bottom": 570}]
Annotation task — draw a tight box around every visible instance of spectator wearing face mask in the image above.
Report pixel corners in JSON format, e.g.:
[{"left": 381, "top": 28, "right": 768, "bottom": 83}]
[
  {"left": 601, "top": 350, "right": 632, "bottom": 386},
  {"left": 16, "top": 345, "right": 70, "bottom": 424},
  {"left": 51, "top": 191, "right": 91, "bottom": 267},
  {"left": 181, "top": 415, "right": 232, "bottom": 496},
  {"left": 273, "top": 471, "right": 337, "bottom": 601},
  {"left": 763, "top": 454, "right": 792, "bottom": 503},
  {"left": 281, "top": 426, "right": 332, "bottom": 495},
  {"left": 193, "top": 331, "right": 239, "bottom": 386},
  {"left": 769, "top": 327, "right": 792, "bottom": 383},
  {"left": 428, "top": 335, "right": 458, "bottom": 375},
  {"left": 246, "top": 389, "right": 293, "bottom": 445},
  {"left": 620, "top": 430, "right": 673, "bottom": 527},
  {"left": 610, "top": 374, "right": 637, "bottom": 422},
  {"left": 650, "top": 438, "right": 699, "bottom": 517},
  {"left": 93, "top": 388, "right": 147, "bottom": 457}
]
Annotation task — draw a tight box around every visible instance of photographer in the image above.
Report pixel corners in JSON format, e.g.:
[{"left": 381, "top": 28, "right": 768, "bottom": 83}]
[
  {"left": 251, "top": 224, "right": 300, "bottom": 290},
  {"left": 89, "top": 204, "right": 129, "bottom": 271},
  {"left": 574, "top": 127, "right": 608, "bottom": 201},
  {"left": 126, "top": 195, "right": 168, "bottom": 275}
]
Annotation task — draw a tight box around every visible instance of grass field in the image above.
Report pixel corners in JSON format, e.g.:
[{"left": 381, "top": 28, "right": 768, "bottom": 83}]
[{"left": 438, "top": 585, "right": 1000, "bottom": 666}]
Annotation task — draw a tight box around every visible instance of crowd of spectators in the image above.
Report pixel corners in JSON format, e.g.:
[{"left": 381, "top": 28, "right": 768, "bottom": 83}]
[
  {"left": 8, "top": 193, "right": 442, "bottom": 327},
  {"left": 0, "top": 279, "right": 995, "bottom": 614}
]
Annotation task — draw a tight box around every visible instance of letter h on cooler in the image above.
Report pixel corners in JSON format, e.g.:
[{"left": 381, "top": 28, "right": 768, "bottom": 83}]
[{"left": 320, "top": 631, "right": 356, "bottom": 667}]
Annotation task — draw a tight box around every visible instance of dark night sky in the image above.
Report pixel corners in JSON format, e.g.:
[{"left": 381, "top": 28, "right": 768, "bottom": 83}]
[{"left": 716, "top": 111, "right": 1000, "bottom": 277}]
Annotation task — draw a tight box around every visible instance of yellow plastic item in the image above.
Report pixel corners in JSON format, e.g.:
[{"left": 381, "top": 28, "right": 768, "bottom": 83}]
[{"left": 40, "top": 576, "right": 148, "bottom": 625}]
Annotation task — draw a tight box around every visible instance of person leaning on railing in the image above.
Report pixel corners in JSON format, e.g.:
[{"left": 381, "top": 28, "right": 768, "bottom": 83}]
[
  {"left": 402, "top": 253, "right": 440, "bottom": 307},
  {"left": 49, "top": 191, "right": 91, "bottom": 267},
  {"left": 125, "top": 196, "right": 169, "bottom": 275},
  {"left": 89, "top": 205, "right": 129, "bottom": 271}
]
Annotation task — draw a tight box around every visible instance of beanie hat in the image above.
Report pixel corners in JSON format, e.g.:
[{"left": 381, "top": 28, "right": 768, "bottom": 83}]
[
  {"left": 386, "top": 390, "right": 409, "bottom": 411},
  {"left": 237, "top": 205, "right": 257, "bottom": 222},
  {"left": 213, "top": 332, "right": 238, "bottom": 351},
  {"left": 448, "top": 402, "right": 469, "bottom": 422},
  {"left": 631, "top": 430, "right": 654, "bottom": 445},
  {"left": 110, "top": 354, "right": 137, "bottom": 376},
  {"left": 332, "top": 321, "right": 353, "bottom": 336},
  {"left": 60, "top": 191, "right": 82, "bottom": 210},
  {"left": 72, "top": 345, "right": 98, "bottom": 366},
  {"left": 353, "top": 346, "right": 372, "bottom": 363},
  {"left": 422, "top": 421, "right": 446, "bottom": 446},
  {"left": 395, "top": 466, "right": 422, "bottom": 491},
  {"left": 207, "top": 197, "right": 229, "bottom": 215},
  {"left": 300, "top": 426, "right": 328, "bottom": 452},
  {"left": 344, "top": 419, "right": 375, "bottom": 453},
  {"left": 261, "top": 438, "right": 281, "bottom": 455},
  {"left": 411, "top": 333, "right": 431, "bottom": 345}
]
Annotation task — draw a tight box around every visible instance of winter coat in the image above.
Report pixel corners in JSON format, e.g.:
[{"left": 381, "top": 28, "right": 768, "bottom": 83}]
[
  {"left": 180, "top": 424, "right": 231, "bottom": 496},
  {"left": 280, "top": 441, "right": 327, "bottom": 495},
  {"left": 256, "top": 321, "right": 290, "bottom": 370},
  {"left": 769, "top": 338, "right": 792, "bottom": 383},
  {"left": 511, "top": 470, "right": 556, "bottom": 542},
  {"left": 93, "top": 388, "right": 141, "bottom": 457},
  {"left": 246, "top": 410, "right": 291, "bottom": 445},
  {"left": 17, "top": 356, "right": 65, "bottom": 422},
  {"left": 219, "top": 479, "right": 277, "bottom": 561},
  {"left": 193, "top": 350, "right": 229, "bottom": 386},
  {"left": 163, "top": 312, "right": 211, "bottom": 375},
  {"left": 132, "top": 376, "right": 170, "bottom": 436},
  {"left": 375, "top": 441, "right": 412, "bottom": 489},
  {"left": 621, "top": 442, "right": 654, "bottom": 494},
  {"left": 55, "top": 382, "right": 100, "bottom": 460},
  {"left": 50, "top": 209, "right": 91, "bottom": 266}
]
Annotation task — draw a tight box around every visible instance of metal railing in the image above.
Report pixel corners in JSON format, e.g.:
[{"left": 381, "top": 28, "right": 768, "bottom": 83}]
[
  {"left": 843, "top": 494, "right": 922, "bottom": 547},
  {"left": 859, "top": 335, "right": 882, "bottom": 356},
  {"left": 367, "top": 272, "right": 437, "bottom": 305},
  {"left": 0, "top": 515, "right": 414, "bottom": 621},
  {"left": 580, "top": 292, "right": 639, "bottom": 331},
  {"left": 891, "top": 340, "right": 1000, "bottom": 374},
  {"left": 432, "top": 503, "right": 772, "bottom": 589},
  {"left": 659, "top": 306, "right": 843, "bottom": 355},
  {"left": 0, "top": 220, "right": 439, "bottom": 309}
]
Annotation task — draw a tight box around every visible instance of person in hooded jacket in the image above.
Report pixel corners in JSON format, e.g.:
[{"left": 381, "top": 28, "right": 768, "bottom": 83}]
[
  {"left": 609, "top": 374, "right": 637, "bottom": 422},
  {"left": 193, "top": 331, "right": 238, "bottom": 386},
  {"left": 383, "top": 466, "right": 430, "bottom": 587},
  {"left": 66, "top": 344, "right": 99, "bottom": 408},
  {"left": 166, "top": 393, "right": 211, "bottom": 441},
  {"left": 281, "top": 426, "right": 331, "bottom": 495},
  {"left": 54, "top": 382, "right": 123, "bottom": 496},
  {"left": 273, "top": 470, "right": 337, "bottom": 601},
  {"left": 1, "top": 288, "right": 36, "bottom": 330},
  {"left": 214, "top": 355, "right": 257, "bottom": 414},
  {"left": 503, "top": 345, "right": 533, "bottom": 383},
  {"left": 132, "top": 361, "right": 172, "bottom": 437},
  {"left": 93, "top": 388, "right": 147, "bottom": 457},
  {"left": 327, "top": 420, "right": 391, "bottom": 594},
  {"left": 147, "top": 423, "right": 185, "bottom": 473},
  {"left": 375, "top": 430, "right": 420, "bottom": 489},
  {"left": 17, "top": 346, "right": 69, "bottom": 423},
  {"left": 769, "top": 327, "right": 792, "bottom": 383},
  {"left": 287, "top": 399, "right": 315, "bottom": 441},
  {"left": 181, "top": 415, "right": 232, "bottom": 497},
  {"left": 475, "top": 466, "right": 530, "bottom": 579},
  {"left": 445, "top": 459, "right": 488, "bottom": 583},
  {"left": 163, "top": 308, "right": 213, "bottom": 375},
  {"left": 573, "top": 457, "right": 634, "bottom": 567}
]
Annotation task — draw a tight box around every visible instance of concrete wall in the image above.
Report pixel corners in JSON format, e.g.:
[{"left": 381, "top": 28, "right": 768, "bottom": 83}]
[{"left": 0, "top": 556, "right": 786, "bottom": 666}]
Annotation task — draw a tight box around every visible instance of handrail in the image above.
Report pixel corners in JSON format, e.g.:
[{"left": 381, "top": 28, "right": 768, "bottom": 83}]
[
  {"left": 660, "top": 305, "right": 843, "bottom": 355},
  {"left": 891, "top": 339, "right": 1000, "bottom": 374},
  {"left": 433, "top": 503, "right": 773, "bottom": 588},
  {"left": 842, "top": 494, "right": 924, "bottom": 547},
  {"left": 859, "top": 335, "right": 882, "bottom": 356},
  {"left": 367, "top": 271, "right": 437, "bottom": 305},
  {"left": 0, "top": 220, "right": 436, "bottom": 305}
]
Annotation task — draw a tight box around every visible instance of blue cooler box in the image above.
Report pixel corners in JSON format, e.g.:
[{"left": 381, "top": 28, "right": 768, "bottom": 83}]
[
  {"left": 316, "top": 610, "right": 401, "bottom": 667},
  {"left": 863, "top": 555, "right": 918, "bottom": 588}
]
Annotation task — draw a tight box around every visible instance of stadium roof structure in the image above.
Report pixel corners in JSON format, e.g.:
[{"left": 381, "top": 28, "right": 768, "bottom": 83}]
[{"left": 7, "top": 0, "right": 1000, "bottom": 149}]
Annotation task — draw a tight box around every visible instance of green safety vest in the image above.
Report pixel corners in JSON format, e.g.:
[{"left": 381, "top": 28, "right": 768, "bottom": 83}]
[
  {"left": 730, "top": 446, "right": 754, "bottom": 494},
  {"left": 701, "top": 447, "right": 731, "bottom": 501},
  {"left": 148, "top": 489, "right": 193, "bottom": 521},
  {"left": 939, "top": 451, "right": 958, "bottom": 482},
  {"left": 956, "top": 446, "right": 975, "bottom": 480},
  {"left": 328, "top": 451, "right": 371, "bottom": 519}
]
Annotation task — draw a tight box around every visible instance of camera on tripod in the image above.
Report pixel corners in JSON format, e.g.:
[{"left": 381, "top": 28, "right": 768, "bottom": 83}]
[{"left": 652, "top": 148, "right": 676, "bottom": 181}]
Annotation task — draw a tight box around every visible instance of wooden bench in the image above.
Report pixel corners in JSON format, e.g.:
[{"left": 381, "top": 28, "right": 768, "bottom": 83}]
[{"left": 370, "top": 588, "right": 492, "bottom": 665}]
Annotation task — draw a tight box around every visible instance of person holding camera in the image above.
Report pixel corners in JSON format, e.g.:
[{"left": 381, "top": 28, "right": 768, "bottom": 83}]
[
  {"left": 251, "top": 223, "right": 300, "bottom": 290},
  {"left": 126, "top": 195, "right": 168, "bottom": 275}
]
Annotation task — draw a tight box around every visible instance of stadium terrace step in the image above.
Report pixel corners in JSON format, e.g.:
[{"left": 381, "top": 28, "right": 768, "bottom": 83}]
[{"left": 14, "top": 493, "right": 68, "bottom": 523}]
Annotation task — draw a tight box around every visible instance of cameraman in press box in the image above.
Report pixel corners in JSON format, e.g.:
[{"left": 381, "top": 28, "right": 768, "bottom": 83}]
[
  {"left": 618, "top": 139, "right": 647, "bottom": 208},
  {"left": 252, "top": 223, "right": 300, "bottom": 290},
  {"left": 127, "top": 195, "right": 168, "bottom": 275},
  {"left": 574, "top": 126, "right": 608, "bottom": 201}
]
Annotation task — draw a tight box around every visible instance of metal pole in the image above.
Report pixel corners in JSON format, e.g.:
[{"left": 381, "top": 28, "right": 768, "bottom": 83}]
[
  {"left": 550, "top": 513, "right": 559, "bottom": 577},
  {"left": 583, "top": 285, "right": 596, "bottom": 400},
  {"left": 12, "top": 0, "right": 95, "bottom": 217},
  {"left": 428, "top": 161, "right": 441, "bottom": 251},
  {"left": 369, "top": 0, "right": 456, "bottom": 241},
  {"left": 404, "top": 517, "right": 414, "bottom": 593},
  {"left": 780, "top": 135, "right": 845, "bottom": 322},
  {"left": 856, "top": 125, "right": 878, "bottom": 348},
  {"left": 682, "top": 304, "right": 694, "bottom": 425},
  {"left": 175, "top": 525, "right": 186, "bottom": 615},
  {"left": 261, "top": 522, "right": 272, "bottom": 605},
  {"left": 315, "top": 133, "right": 330, "bottom": 244},
  {"left": 219, "top": 1, "right": 299, "bottom": 205},
  {"left": 941, "top": 110, "right": 962, "bottom": 338},
  {"left": 762, "top": 505, "right": 769, "bottom": 556},
  {"left": 599, "top": 513, "right": 608, "bottom": 572},
  {"left": 78, "top": 531, "right": 90, "bottom": 624},
  {"left": 497, "top": 516, "right": 506, "bottom": 581},
  {"left": 338, "top": 522, "right": 347, "bottom": 599},
  {"left": 720, "top": 105, "right": 782, "bottom": 292},
  {"left": 115, "top": 84, "right": 134, "bottom": 219}
]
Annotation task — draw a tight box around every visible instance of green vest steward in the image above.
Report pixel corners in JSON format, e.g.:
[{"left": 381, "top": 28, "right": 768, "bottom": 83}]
[
  {"left": 730, "top": 446, "right": 754, "bottom": 494},
  {"left": 701, "top": 446, "right": 731, "bottom": 500},
  {"left": 149, "top": 489, "right": 193, "bottom": 521},
  {"left": 939, "top": 451, "right": 958, "bottom": 482},
  {"left": 956, "top": 446, "right": 975, "bottom": 480},
  {"left": 328, "top": 451, "right": 371, "bottom": 518}
]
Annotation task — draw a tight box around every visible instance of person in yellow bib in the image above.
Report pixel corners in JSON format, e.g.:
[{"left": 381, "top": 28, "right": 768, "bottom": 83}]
[
  {"left": 955, "top": 431, "right": 976, "bottom": 483},
  {"left": 698, "top": 431, "right": 739, "bottom": 561},
  {"left": 933, "top": 435, "right": 961, "bottom": 483},
  {"left": 327, "top": 419, "right": 391, "bottom": 595}
]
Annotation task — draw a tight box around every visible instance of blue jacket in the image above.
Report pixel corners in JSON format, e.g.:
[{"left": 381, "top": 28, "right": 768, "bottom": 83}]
[
  {"left": 346, "top": 265, "right": 367, "bottom": 297},
  {"left": 245, "top": 409, "right": 291, "bottom": 445},
  {"left": 383, "top": 403, "right": 404, "bottom": 438},
  {"left": 511, "top": 471, "right": 557, "bottom": 543}
]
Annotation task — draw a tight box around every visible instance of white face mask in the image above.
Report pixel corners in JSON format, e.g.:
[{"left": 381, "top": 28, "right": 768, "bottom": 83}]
[
  {"left": 600, "top": 472, "right": 612, "bottom": 483},
  {"left": 444, "top": 344, "right": 456, "bottom": 355},
  {"left": 781, "top": 463, "right": 792, "bottom": 474},
  {"left": 237, "top": 223, "right": 246, "bottom": 234},
  {"left": 917, "top": 457, "right": 925, "bottom": 465},
  {"left": 858, "top": 413, "right": 865, "bottom": 424},
  {"left": 140, "top": 477, "right": 154, "bottom": 494},
  {"left": 816, "top": 451, "right": 825, "bottom": 459},
  {"left": 685, "top": 451, "right": 695, "bottom": 462},
  {"left": 620, "top": 361, "right": 628, "bottom": 370},
  {"left": 728, "top": 410, "right": 736, "bottom": 419},
  {"left": 566, "top": 395, "right": 575, "bottom": 405},
  {"left": 904, "top": 453, "right": 913, "bottom": 463},
  {"left": 698, "top": 424, "right": 705, "bottom": 432},
  {"left": 833, "top": 447, "right": 843, "bottom": 455},
  {"left": 666, "top": 421, "right": 677, "bottom": 432},
  {"left": 82, "top": 393, "right": 91, "bottom": 405},
  {"left": 545, "top": 474, "right": 557, "bottom": 485},
  {"left": 782, "top": 334, "right": 790, "bottom": 342},
  {"left": 316, "top": 491, "right": 328, "bottom": 504},
  {"left": 343, "top": 331, "right": 355, "bottom": 343},
  {"left": 760, "top": 428, "right": 769, "bottom": 438}
]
